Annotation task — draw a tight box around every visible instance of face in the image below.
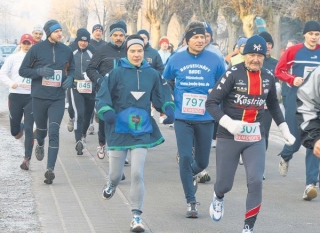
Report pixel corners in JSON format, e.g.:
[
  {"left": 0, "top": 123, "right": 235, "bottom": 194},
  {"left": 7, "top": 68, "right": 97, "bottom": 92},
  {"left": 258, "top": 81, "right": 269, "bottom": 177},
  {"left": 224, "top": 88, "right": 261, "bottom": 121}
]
[
  {"left": 78, "top": 40, "right": 89, "bottom": 50},
  {"left": 244, "top": 53, "right": 265, "bottom": 71},
  {"left": 20, "top": 41, "right": 32, "bottom": 53},
  {"left": 304, "top": 31, "right": 320, "bottom": 49},
  {"left": 188, "top": 34, "right": 205, "bottom": 54},
  {"left": 32, "top": 31, "right": 43, "bottom": 43},
  {"left": 92, "top": 29, "right": 102, "bottom": 40},
  {"left": 286, "top": 41, "right": 295, "bottom": 50},
  {"left": 239, "top": 44, "right": 245, "bottom": 54},
  {"left": 160, "top": 42, "right": 168, "bottom": 50},
  {"left": 110, "top": 31, "right": 125, "bottom": 46},
  {"left": 205, "top": 32, "right": 211, "bottom": 46},
  {"left": 139, "top": 34, "right": 148, "bottom": 45},
  {"left": 48, "top": 29, "right": 63, "bottom": 43},
  {"left": 127, "top": 44, "right": 144, "bottom": 67},
  {"left": 266, "top": 42, "right": 273, "bottom": 56}
]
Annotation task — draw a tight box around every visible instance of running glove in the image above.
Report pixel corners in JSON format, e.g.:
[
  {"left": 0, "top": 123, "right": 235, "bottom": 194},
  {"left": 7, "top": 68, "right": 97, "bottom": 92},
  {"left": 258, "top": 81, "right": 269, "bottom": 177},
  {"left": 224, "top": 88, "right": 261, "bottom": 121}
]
[
  {"left": 62, "top": 76, "right": 73, "bottom": 89},
  {"left": 163, "top": 106, "right": 175, "bottom": 124},
  {"left": 36, "top": 64, "right": 54, "bottom": 77},
  {"left": 103, "top": 110, "right": 117, "bottom": 125},
  {"left": 278, "top": 122, "right": 296, "bottom": 146},
  {"left": 219, "top": 115, "right": 247, "bottom": 135}
]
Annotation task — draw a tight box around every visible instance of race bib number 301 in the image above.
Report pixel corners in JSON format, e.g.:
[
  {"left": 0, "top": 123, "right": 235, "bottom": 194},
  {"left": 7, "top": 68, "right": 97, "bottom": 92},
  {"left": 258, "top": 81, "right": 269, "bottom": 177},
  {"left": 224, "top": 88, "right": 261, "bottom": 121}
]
[
  {"left": 42, "top": 70, "right": 62, "bottom": 87},
  {"left": 77, "top": 80, "right": 92, "bottom": 93},
  {"left": 234, "top": 122, "right": 261, "bottom": 142},
  {"left": 182, "top": 93, "right": 207, "bottom": 115}
]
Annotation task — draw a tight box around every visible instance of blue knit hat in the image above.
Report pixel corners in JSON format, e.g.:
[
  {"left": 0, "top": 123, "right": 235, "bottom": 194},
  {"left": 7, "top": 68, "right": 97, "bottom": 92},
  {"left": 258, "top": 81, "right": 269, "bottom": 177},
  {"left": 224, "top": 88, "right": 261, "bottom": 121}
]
[
  {"left": 137, "top": 29, "right": 150, "bottom": 40},
  {"left": 237, "top": 37, "right": 248, "bottom": 48},
  {"left": 204, "top": 22, "right": 213, "bottom": 36},
  {"left": 92, "top": 24, "right": 103, "bottom": 33},
  {"left": 109, "top": 21, "right": 127, "bottom": 36},
  {"left": 43, "top": 20, "right": 62, "bottom": 38},
  {"left": 243, "top": 35, "right": 267, "bottom": 56}
]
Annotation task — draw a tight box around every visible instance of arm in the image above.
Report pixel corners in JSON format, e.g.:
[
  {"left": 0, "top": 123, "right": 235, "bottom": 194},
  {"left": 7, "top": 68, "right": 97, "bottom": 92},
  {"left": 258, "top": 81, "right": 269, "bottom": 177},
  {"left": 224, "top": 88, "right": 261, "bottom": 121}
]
[
  {"left": 0, "top": 55, "right": 15, "bottom": 87},
  {"left": 296, "top": 68, "right": 320, "bottom": 150},
  {"left": 153, "top": 53, "right": 164, "bottom": 75},
  {"left": 86, "top": 49, "right": 104, "bottom": 84},
  {"left": 96, "top": 73, "right": 114, "bottom": 120},
  {"left": 19, "top": 47, "right": 40, "bottom": 79}
]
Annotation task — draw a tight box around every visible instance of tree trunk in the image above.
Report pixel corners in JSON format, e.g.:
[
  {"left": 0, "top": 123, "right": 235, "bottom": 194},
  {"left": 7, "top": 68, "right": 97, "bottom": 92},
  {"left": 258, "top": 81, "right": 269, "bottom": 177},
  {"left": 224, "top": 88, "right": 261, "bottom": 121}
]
[
  {"left": 269, "top": 14, "right": 281, "bottom": 59},
  {"left": 160, "top": 21, "right": 169, "bottom": 37},
  {"left": 227, "top": 23, "right": 238, "bottom": 53},
  {"left": 150, "top": 22, "right": 161, "bottom": 49},
  {"left": 242, "top": 14, "right": 256, "bottom": 38}
]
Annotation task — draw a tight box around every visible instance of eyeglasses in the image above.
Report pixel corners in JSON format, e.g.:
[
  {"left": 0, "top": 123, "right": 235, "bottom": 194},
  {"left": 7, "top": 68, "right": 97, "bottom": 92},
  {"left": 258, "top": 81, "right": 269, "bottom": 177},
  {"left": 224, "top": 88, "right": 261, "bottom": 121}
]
[{"left": 22, "top": 41, "right": 31, "bottom": 45}]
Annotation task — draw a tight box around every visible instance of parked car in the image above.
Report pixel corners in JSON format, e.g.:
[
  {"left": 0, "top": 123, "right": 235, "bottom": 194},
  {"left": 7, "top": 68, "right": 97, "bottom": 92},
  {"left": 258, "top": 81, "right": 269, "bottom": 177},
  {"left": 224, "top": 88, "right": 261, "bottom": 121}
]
[{"left": 0, "top": 44, "right": 17, "bottom": 61}]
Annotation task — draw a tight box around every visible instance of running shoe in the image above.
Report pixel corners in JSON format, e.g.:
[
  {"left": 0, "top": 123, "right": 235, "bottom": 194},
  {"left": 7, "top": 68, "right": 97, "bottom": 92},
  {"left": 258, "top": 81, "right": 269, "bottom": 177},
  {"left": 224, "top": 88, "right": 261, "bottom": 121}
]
[
  {"left": 193, "top": 176, "right": 198, "bottom": 194},
  {"left": 278, "top": 157, "right": 289, "bottom": 177},
  {"left": 75, "top": 140, "right": 84, "bottom": 155},
  {"left": 130, "top": 215, "right": 145, "bottom": 232},
  {"left": 20, "top": 157, "right": 30, "bottom": 170},
  {"left": 67, "top": 118, "right": 74, "bottom": 132},
  {"left": 125, "top": 158, "right": 130, "bottom": 166},
  {"left": 14, "top": 123, "right": 24, "bottom": 139},
  {"left": 44, "top": 169, "right": 55, "bottom": 184},
  {"left": 302, "top": 184, "right": 318, "bottom": 201},
  {"left": 121, "top": 173, "right": 126, "bottom": 181},
  {"left": 159, "top": 115, "right": 166, "bottom": 124},
  {"left": 196, "top": 169, "right": 211, "bottom": 183},
  {"left": 35, "top": 144, "right": 45, "bottom": 161},
  {"left": 211, "top": 139, "right": 216, "bottom": 148},
  {"left": 209, "top": 192, "right": 224, "bottom": 221},
  {"left": 102, "top": 182, "right": 116, "bottom": 200},
  {"left": 81, "top": 136, "right": 86, "bottom": 148},
  {"left": 168, "top": 123, "right": 174, "bottom": 128},
  {"left": 242, "top": 224, "right": 253, "bottom": 233},
  {"left": 186, "top": 201, "right": 199, "bottom": 218},
  {"left": 87, "top": 124, "right": 94, "bottom": 135},
  {"left": 239, "top": 154, "right": 243, "bottom": 165},
  {"left": 97, "top": 144, "right": 105, "bottom": 159}
]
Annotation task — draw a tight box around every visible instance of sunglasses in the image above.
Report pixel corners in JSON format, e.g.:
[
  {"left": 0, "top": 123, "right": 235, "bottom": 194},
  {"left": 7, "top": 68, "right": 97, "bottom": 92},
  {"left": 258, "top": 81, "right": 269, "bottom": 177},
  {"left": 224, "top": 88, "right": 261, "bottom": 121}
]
[{"left": 22, "top": 41, "right": 32, "bottom": 45}]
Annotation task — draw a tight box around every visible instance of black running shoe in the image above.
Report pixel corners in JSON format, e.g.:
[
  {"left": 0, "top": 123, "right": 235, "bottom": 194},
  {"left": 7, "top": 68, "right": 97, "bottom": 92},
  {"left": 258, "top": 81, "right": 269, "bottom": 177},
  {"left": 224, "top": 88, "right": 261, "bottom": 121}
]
[
  {"left": 75, "top": 140, "right": 84, "bottom": 155},
  {"left": 44, "top": 169, "right": 55, "bottom": 184}
]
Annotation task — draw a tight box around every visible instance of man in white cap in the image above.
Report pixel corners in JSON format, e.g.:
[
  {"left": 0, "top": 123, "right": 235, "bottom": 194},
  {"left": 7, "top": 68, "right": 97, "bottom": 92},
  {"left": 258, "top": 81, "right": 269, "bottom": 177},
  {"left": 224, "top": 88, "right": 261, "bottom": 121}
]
[{"left": 32, "top": 25, "right": 44, "bottom": 44}]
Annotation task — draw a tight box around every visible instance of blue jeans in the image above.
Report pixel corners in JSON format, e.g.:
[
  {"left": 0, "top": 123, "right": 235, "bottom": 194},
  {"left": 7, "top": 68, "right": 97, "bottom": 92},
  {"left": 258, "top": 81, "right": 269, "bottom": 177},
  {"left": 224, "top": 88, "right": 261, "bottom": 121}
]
[
  {"left": 174, "top": 120, "right": 214, "bottom": 203},
  {"left": 280, "top": 86, "right": 320, "bottom": 185}
]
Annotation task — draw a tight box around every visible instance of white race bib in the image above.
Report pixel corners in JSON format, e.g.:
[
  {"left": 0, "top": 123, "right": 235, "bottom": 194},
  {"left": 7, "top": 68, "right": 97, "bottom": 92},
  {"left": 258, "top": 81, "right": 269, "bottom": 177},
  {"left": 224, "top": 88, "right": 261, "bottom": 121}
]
[
  {"left": 42, "top": 70, "right": 62, "bottom": 87},
  {"left": 182, "top": 93, "right": 207, "bottom": 115},
  {"left": 77, "top": 80, "right": 92, "bottom": 93},
  {"left": 234, "top": 122, "right": 261, "bottom": 142},
  {"left": 19, "top": 78, "right": 31, "bottom": 90}
]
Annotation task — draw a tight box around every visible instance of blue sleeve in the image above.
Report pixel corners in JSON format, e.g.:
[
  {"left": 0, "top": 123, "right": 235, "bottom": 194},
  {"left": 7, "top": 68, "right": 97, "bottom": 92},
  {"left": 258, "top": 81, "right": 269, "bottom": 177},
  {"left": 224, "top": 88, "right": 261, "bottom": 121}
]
[
  {"left": 96, "top": 73, "right": 114, "bottom": 119},
  {"left": 163, "top": 58, "right": 175, "bottom": 80},
  {"left": 19, "top": 46, "right": 40, "bottom": 79}
]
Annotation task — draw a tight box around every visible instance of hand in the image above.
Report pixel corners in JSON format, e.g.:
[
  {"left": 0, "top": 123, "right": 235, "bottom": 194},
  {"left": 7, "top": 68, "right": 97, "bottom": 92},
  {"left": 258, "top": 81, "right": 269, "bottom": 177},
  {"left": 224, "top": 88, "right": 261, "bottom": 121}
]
[
  {"left": 313, "top": 139, "right": 320, "bottom": 158},
  {"left": 103, "top": 110, "right": 117, "bottom": 125},
  {"left": 219, "top": 115, "right": 247, "bottom": 135},
  {"left": 36, "top": 64, "right": 54, "bottom": 77},
  {"left": 293, "top": 77, "right": 304, "bottom": 87},
  {"left": 12, "top": 83, "right": 18, "bottom": 89},
  {"left": 163, "top": 106, "right": 174, "bottom": 124},
  {"left": 62, "top": 76, "right": 73, "bottom": 89},
  {"left": 278, "top": 122, "right": 296, "bottom": 146}
]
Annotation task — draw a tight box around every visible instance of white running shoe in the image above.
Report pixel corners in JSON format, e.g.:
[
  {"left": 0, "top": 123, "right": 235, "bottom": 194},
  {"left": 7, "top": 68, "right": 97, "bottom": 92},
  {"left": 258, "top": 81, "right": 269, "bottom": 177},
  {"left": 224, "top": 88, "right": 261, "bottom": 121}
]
[
  {"left": 239, "top": 154, "right": 243, "bottom": 165},
  {"left": 278, "top": 157, "right": 289, "bottom": 177},
  {"left": 302, "top": 184, "right": 318, "bottom": 201},
  {"left": 196, "top": 169, "right": 211, "bottom": 183},
  {"left": 67, "top": 118, "right": 74, "bottom": 132},
  {"left": 130, "top": 215, "right": 145, "bottom": 232},
  {"left": 242, "top": 224, "right": 253, "bottom": 233},
  {"left": 81, "top": 136, "right": 86, "bottom": 148},
  {"left": 209, "top": 192, "right": 224, "bottom": 221},
  {"left": 87, "top": 124, "right": 94, "bottom": 135},
  {"left": 97, "top": 145, "right": 105, "bottom": 159},
  {"left": 159, "top": 115, "right": 166, "bottom": 124},
  {"left": 211, "top": 139, "right": 217, "bottom": 148}
]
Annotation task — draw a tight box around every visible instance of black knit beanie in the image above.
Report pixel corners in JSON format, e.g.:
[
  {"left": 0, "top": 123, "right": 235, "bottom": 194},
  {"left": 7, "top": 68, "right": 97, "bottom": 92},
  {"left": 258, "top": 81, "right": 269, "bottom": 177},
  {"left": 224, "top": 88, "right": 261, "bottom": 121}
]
[
  {"left": 303, "top": 20, "right": 320, "bottom": 35},
  {"left": 259, "top": 31, "right": 274, "bottom": 48},
  {"left": 76, "top": 28, "right": 90, "bottom": 42}
]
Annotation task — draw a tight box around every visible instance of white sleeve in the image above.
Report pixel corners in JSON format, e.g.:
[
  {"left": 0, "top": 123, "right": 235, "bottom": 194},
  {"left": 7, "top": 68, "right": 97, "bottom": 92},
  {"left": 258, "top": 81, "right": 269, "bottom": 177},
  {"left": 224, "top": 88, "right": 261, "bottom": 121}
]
[{"left": 0, "top": 56, "right": 14, "bottom": 88}]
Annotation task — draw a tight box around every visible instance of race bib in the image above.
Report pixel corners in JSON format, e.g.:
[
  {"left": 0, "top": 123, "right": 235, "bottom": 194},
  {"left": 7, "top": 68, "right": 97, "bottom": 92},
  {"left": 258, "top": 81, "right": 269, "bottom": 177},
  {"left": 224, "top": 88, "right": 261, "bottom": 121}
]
[
  {"left": 234, "top": 122, "right": 261, "bottom": 142},
  {"left": 303, "top": 66, "right": 316, "bottom": 79},
  {"left": 77, "top": 80, "right": 92, "bottom": 93},
  {"left": 19, "top": 78, "right": 31, "bottom": 90},
  {"left": 42, "top": 70, "right": 62, "bottom": 87},
  {"left": 182, "top": 93, "right": 207, "bottom": 115}
]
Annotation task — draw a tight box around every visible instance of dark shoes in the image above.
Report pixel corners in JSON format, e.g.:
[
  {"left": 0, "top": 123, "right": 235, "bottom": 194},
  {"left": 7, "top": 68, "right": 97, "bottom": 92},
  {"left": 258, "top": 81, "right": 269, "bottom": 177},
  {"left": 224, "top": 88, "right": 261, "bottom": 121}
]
[
  {"left": 44, "top": 169, "right": 55, "bottom": 184},
  {"left": 20, "top": 157, "right": 31, "bottom": 170}
]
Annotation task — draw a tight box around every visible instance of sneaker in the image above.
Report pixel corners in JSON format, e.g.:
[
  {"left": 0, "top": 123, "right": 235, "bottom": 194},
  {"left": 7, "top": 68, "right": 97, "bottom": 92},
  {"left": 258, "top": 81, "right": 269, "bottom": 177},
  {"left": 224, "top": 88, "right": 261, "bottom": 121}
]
[
  {"left": 302, "top": 184, "right": 318, "bottom": 201},
  {"left": 81, "top": 136, "right": 86, "bottom": 148},
  {"left": 20, "top": 157, "right": 30, "bottom": 170},
  {"left": 65, "top": 102, "right": 69, "bottom": 109},
  {"left": 193, "top": 176, "right": 198, "bottom": 194},
  {"left": 186, "top": 201, "right": 199, "bottom": 218},
  {"left": 151, "top": 107, "right": 155, "bottom": 117},
  {"left": 209, "top": 192, "right": 224, "bottom": 221},
  {"left": 67, "top": 118, "right": 74, "bottom": 132},
  {"left": 35, "top": 144, "right": 45, "bottom": 161},
  {"left": 44, "top": 169, "right": 55, "bottom": 184},
  {"left": 196, "top": 169, "right": 211, "bottom": 183},
  {"left": 121, "top": 173, "right": 126, "bottom": 181},
  {"left": 168, "top": 123, "right": 174, "bottom": 128},
  {"left": 97, "top": 144, "right": 105, "bottom": 159},
  {"left": 242, "top": 224, "right": 253, "bottom": 233},
  {"left": 263, "top": 174, "right": 266, "bottom": 180},
  {"left": 125, "top": 158, "right": 130, "bottom": 166},
  {"left": 239, "top": 154, "right": 243, "bottom": 165},
  {"left": 211, "top": 139, "right": 216, "bottom": 148},
  {"left": 87, "top": 124, "right": 94, "bottom": 135},
  {"left": 159, "top": 115, "right": 166, "bottom": 124},
  {"left": 279, "top": 157, "right": 289, "bottom": 177},
  {"left": 14, "top": 123, "right": 24, "bottom": 139},
  {"left": 102, "top": 182, "right": 116, "bottom": 200},
  {"left": 130, "top": 215, "right": 145, "bottom": 232},
  {"left": 75, "top": 140, "right": 84, "bottom": 155}
]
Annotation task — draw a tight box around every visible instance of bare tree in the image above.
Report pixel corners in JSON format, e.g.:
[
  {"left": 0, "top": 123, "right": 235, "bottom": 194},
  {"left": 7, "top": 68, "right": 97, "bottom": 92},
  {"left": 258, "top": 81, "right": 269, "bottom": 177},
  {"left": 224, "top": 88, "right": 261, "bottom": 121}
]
[
  {"left": 145, "top": 0, "right": 175, "bottom": 48},
  {"left": 290, "top": 0, "right": 320, "bottom": 22},
  {"left": 174, "top": 0, "right": 194, "bottom": 38},
  {"left": 78, "top": 0, "right": 92, "bottom": 28},
  {"left": 125, "top": 0, "right": 142, "bottom": 34}
]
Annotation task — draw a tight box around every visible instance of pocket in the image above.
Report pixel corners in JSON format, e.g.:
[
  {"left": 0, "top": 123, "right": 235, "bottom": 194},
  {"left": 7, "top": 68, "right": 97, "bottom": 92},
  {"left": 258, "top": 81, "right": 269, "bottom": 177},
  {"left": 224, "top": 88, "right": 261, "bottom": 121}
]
[{"left": 115, "top": 107, "right": 153, "bottom": 136}]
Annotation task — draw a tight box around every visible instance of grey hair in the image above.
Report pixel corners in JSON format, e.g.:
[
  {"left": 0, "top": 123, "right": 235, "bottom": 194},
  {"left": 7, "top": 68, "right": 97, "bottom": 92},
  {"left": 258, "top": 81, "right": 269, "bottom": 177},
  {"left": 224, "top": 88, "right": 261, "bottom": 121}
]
[{"left": 184, "top": 21, "right": 205, "bottom": 35}]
